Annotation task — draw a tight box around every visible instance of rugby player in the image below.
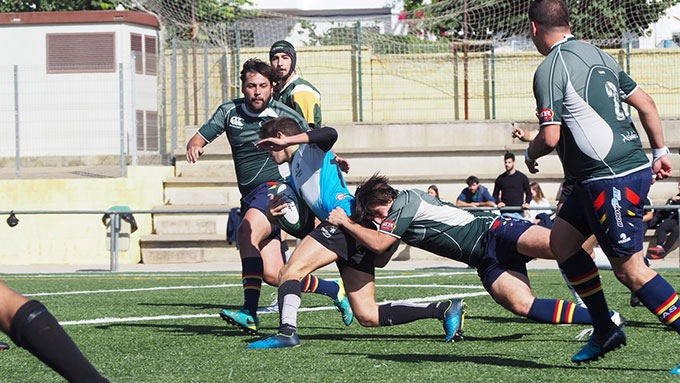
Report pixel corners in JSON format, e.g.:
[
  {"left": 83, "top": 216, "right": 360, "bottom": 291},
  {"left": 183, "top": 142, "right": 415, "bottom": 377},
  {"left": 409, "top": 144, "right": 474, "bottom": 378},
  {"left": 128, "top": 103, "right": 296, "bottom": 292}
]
[
  {"left": 269, "top": 40, "right": 349, "bottom": 173},
  {"left": 525, "top": 0, "right": 679, "bottom": 371},
  {"left": 246, "top": 117, "right": 466, "bottom": 349},
  {"left": 326, "top": 175, "right": 623, "bottom": 335},
  {"left": 186, "top": 59, "right": 352, "bottom": 335},
  {"left": 0, "top": 281, "right": 108, "bottom": 381}
]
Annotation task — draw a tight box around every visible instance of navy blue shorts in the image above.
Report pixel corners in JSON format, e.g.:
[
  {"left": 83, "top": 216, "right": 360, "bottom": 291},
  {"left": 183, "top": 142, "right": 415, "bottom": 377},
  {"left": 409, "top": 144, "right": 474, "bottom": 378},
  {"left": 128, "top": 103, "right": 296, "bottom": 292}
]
[
  {"left": 240, "top": 182, "right": 282, "bottom": 244},
  {"left": 308, "top": 220, "right": 376, "bottom": 275},
  {"left": 558, "top": 168, "right": 651, "bottom": 258},
  {"left": 477, "top": 217, "right": 534, "bottom": 291}
]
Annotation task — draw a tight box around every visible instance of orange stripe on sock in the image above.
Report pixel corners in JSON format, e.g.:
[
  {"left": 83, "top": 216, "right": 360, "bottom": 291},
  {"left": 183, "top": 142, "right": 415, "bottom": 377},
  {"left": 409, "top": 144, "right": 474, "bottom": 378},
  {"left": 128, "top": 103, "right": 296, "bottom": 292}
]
[
  {"left": 243, "top": 286, "right": 261, "bottom": 291},
  {"left": 655, "top": 293, "right": 678, "bottom": 316},
  {"left": 302, "top": 276, "right": 311, "bottom": 292},
  {"left": 242, "top": 274, "right": 263, "bottom": 280},
  {"left": 578, "top": 283, "right": 603, "bottom": 298},
  {"left": 310, "top": 276, "right": 318, "bottom": 292},
  {"left": 569, "top": 269, "right": 599, "bottom": 285}
]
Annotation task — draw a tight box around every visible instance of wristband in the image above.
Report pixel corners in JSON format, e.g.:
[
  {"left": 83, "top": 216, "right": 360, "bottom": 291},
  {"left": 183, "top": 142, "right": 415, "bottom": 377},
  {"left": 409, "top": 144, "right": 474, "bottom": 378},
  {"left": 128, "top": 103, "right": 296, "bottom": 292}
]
[
  {"left": 525, "top": 147, "right": 535, "bottom": 163},
  {"left": 652, "top": 146, "right": 670, "bottom": 162}
]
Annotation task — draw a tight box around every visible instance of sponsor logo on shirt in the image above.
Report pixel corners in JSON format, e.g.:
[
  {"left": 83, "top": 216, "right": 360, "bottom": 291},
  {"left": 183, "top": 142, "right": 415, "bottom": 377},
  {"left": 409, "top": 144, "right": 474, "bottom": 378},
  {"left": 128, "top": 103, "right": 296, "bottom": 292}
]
[
  {"left": 537, "top": 108, "right": 554, "bottom": 123},
  {"left": 380, "top": 220, "right": 395, "bottom": 231},
  {"left": 620, "top": 130, "right": 639, "bottom": 143},
  {"left": 336, "top": 193, "right": 350, "bottom": 201},
  {"left": 229, "top": 116, "right": 244, "bottom": 128}
]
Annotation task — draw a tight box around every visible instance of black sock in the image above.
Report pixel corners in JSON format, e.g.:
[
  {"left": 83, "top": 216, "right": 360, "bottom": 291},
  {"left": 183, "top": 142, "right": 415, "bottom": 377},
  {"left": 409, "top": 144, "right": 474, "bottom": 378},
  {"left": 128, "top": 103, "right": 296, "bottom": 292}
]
[
  {"left": 378, "top": 301, "right": 447, "bottom": 326},
  {"left": 10, "top": 300, "right": 108, "bottom": 383}
]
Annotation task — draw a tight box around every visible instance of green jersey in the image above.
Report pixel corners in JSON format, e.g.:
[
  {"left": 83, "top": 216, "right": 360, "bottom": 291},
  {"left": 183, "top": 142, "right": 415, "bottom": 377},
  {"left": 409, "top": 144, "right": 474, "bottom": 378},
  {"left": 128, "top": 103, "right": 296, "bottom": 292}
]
[
  {"left": 533, "top": 35, "right": 649, "bottom": 181},
  {"left": 277, "top": 74, "right": 322, "bottom": 128},
  {"left": 377, "top": 189, "right": 497, "bottom": 266},
  {"left": 197, "top": 98, "right": 308, "bottom": 197}
]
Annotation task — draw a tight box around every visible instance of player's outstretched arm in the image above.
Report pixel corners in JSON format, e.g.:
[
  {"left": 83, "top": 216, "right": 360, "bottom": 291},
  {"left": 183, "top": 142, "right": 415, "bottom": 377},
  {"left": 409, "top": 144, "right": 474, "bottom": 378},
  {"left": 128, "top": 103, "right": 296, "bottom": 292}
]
[
  {"left": 525, "top": 124, "right": 559, "bottom": 173},
  {"left": 327, "top": 207, "right": 398, "bottom": 254},
  {"left": 624, "top": 88, "right": 673, "bottom": 181},
  {"left": 186, "top": 134, "right": 207, "bottom": 163}
]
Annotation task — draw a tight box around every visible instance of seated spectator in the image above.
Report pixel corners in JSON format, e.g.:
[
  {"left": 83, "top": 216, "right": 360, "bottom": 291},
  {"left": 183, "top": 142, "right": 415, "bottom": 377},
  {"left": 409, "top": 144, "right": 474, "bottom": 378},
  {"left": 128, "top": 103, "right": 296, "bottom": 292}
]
[
  {"left": 456, "top": 176, "right": 496, "bottom": 208},
  {"left": 427, "top": 185, "right": 440, "bottom": 199},
  {"left": 527, "top": 182, "right": 553, "bottom": 224},
  {"left": 647, "top": 181, "right": 680, "bottom": 259}
]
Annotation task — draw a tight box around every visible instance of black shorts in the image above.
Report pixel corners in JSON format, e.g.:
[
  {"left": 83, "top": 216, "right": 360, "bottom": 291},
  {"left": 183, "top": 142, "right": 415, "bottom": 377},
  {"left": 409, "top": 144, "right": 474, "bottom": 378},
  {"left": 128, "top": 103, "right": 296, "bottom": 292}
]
[
  {"left": 557, "top": 180, "right": 575, "bottom": 206},
  {"left": 476, "top": 217, "right": 534, "bottom": 291},
  {"left": 308, "top": 220, "right": 376, "bottom": 275}
]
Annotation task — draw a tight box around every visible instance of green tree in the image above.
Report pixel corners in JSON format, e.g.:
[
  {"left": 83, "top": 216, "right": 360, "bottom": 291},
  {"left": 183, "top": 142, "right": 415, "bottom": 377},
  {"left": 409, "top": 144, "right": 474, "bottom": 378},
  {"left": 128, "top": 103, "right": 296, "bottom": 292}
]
[
  {"left": 0, "top": 0, "right": 120, "bottom": 12},
  {"left": 402, "top": 0, "right": 678, "bottom": 45}
]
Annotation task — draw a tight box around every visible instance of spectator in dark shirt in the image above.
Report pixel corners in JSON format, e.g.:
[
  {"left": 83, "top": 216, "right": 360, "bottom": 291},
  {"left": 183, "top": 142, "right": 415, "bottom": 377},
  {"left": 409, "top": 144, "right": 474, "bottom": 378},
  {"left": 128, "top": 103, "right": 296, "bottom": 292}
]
[
  {"left": 493, "top": 153, "right": 531, "bottom": 219},
  {"left": 456, "top": 176, "right": 496, "bottom": 208}
]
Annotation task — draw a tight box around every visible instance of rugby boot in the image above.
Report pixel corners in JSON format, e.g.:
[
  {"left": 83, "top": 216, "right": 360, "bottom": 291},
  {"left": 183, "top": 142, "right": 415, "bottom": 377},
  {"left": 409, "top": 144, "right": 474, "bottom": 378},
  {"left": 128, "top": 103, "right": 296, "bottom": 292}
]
[
  {"left": 219, "top": 308, "right": 259, "bottom": 335},
  {"left": 0, "top": 341, "right": 9, "bottom": 350},
  {"left": 572, "top": 324, "right": 626, "bottom": 364},
  {"left": 670, "top": 365, "right": 680, "bottom": 375},
  {"left": 443, "top": 298, "right": 467, "bottom": 342},
  {"left": 246, "top": 332, "right": 300, "bottom": 349},
  {"left": 332, "top": 279, "right": 354, "bottom": 326},
  {"left": 575, "top": 310, "right": 626, "bottom": 341}
]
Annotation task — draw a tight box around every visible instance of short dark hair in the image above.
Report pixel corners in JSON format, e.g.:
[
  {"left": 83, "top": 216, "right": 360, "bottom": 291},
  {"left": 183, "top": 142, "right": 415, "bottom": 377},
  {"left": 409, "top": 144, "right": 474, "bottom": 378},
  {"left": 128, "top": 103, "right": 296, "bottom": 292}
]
[
  {"left": 504, "top": 152, "right": 515, "bottom": 161},
  {"left": 240, "top": 58, "right": 277, "bottom": 85},
  {"left": 352, "top": 174, "right": 398, "bottom": 222},
  {"left": 529, "top": 0, "right": 570, "bottom": 29},
  {"left": 259, "top": 117, "right": 302, "bottom": 139},
  {"left": 466, "top": 176, "right": 479, "bottom": 186}
]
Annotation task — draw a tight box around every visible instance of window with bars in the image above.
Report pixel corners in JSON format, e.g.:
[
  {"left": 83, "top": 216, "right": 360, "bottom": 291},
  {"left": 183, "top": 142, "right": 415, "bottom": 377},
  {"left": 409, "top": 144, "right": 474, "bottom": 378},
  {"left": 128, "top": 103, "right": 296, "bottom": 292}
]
[
  {"left": 145, "top": 35, "right": 157, "bottom": 76},
  {"left": 130, "top": 33, "right": 143, "bottom": 74},
  {"left": 46, "top": 33, "right": 115, "bottom": 73},
  {"left": 136, "top": 110, "right": 159, "bottom": 152}
]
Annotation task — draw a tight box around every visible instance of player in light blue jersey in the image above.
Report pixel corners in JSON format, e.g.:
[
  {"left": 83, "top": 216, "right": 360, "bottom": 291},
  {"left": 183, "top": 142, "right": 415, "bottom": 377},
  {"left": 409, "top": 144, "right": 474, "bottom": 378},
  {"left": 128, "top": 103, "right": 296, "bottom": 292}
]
[{"left": 246, "top": 117, "right": 466, "bottom": 349}]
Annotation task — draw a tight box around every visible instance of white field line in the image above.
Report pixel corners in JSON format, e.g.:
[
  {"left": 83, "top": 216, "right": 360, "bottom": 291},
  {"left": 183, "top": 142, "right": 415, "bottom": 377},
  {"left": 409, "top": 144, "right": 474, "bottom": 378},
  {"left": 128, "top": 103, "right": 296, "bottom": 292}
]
[
  {"left": 24, "top": 284, "right": 242, "bottom": 297},
  {"left": 59, "top": 291, "right": 489, "bottom": 327},
  {"left": 26, "top": 281, "right": 483, "bottom": 297},
  {"left": 5, "top": 271, "right": 475, "bottom": 279}
]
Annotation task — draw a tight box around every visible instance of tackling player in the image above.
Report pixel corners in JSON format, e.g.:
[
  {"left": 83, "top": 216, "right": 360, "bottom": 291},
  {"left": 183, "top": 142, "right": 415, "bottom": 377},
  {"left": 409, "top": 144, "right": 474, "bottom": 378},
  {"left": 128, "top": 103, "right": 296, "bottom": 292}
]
[
  {"left": 246, "top": 117, "right": 467, "bottom": 349},
  {"left": 186, "top": 59, "right": 352, "bottom": 335},
  {"left": 326, "top": 174, "right": 623, "bottom": 337}
]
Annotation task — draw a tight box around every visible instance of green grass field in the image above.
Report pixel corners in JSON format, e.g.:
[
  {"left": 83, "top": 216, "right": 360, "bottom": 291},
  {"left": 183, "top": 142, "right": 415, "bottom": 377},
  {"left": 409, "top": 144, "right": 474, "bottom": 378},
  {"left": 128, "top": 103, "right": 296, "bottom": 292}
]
[{"left": 1, "top": 267, "right": 679, "bottom": 382}]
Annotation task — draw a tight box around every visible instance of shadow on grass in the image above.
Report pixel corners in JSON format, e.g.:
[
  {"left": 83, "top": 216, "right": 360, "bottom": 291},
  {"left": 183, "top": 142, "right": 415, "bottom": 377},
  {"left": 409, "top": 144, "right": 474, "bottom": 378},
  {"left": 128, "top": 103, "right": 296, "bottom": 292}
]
[
  {"left": 330, "top": 352, "right": 667, "bottom": 372},
  {"left": 137, "top": 302, "right": 241, "bottom": 310},
  {"left": 93, "top": 322, "right": 246, "bottom": 337}
]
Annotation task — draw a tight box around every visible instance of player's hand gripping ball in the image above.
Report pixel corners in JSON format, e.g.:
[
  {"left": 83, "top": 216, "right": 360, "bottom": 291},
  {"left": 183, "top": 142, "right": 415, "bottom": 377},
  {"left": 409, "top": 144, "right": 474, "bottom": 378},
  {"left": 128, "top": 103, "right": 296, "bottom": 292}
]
[{"left": 272, "top": 183, "right": 314, "bottom": 238}]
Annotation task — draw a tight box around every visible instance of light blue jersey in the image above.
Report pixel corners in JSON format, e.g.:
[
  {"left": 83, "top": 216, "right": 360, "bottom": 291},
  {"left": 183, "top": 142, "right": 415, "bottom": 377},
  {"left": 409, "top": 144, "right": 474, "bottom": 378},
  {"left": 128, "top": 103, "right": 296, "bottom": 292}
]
[{"left": 289, "top": 142, "right": 353, "bottom": 221}]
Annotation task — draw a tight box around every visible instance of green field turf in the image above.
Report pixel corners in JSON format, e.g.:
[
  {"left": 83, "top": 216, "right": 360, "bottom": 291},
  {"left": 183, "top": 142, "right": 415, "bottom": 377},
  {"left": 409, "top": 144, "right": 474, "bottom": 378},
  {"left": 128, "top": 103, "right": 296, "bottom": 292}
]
[{"left": 1, "top": 267, "right": 679, "bottom": 382}]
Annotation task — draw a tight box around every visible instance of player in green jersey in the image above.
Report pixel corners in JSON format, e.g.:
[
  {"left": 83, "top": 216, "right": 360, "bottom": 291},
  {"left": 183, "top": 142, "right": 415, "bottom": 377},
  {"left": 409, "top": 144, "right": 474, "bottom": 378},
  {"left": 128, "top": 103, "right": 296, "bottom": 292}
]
[
  {"left": 323, "top": 174, "right": 623, "bottom": 341},
  {"left": 186, "top": 59, "right": 352, "bottom": 335},
  {"left": 526, "top": 0, "right": 679, "bottom": 371}
]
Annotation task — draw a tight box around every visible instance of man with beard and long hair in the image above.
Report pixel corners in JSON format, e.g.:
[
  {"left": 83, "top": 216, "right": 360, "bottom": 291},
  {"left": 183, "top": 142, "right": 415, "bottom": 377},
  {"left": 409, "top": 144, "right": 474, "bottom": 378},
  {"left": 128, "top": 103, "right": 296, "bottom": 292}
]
[{"left": 186, "top": 59, "right": 353, "bottom": 335}]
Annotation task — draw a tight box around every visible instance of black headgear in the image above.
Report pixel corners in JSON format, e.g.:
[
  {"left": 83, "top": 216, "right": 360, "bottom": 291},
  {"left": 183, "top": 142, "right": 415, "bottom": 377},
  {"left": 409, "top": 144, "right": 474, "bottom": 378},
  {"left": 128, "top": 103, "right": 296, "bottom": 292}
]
[{"left": 269, "top": 40, "right": 296, "bottom": 81}]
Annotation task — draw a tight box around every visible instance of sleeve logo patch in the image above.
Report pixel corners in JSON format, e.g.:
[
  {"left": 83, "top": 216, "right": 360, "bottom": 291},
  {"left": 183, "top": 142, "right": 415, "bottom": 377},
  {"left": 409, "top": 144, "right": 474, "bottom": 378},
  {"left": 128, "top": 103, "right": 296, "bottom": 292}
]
[
  {"left": 380, "top": 220, "right": 395, "bottom": 231},
  {"left": 538, "top": 108, "right": 554, "bottom": 123}
]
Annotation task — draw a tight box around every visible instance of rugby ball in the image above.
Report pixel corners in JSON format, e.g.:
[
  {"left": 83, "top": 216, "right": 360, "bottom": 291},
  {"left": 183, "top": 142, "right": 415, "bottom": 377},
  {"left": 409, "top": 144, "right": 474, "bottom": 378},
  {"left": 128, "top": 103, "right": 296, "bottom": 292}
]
[{"left": 272, "top": 182, "right": 314, "bottom": 238}]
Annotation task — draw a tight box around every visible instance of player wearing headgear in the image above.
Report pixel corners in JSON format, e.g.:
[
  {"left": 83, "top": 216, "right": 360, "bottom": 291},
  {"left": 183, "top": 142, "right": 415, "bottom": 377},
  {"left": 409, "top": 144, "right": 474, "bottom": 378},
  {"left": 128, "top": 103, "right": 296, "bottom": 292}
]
[
  {"left": 185, "top": 59, "right": 352, "bottom": 336},
  {"left": 269, "top": 40, "right": 350, "bottom": 173},
  {"left": 525, "top": 0, "right": 679, "bottom": 372},
  {"left": 246, "top": 117, "right": 467, "bottom": 349}
]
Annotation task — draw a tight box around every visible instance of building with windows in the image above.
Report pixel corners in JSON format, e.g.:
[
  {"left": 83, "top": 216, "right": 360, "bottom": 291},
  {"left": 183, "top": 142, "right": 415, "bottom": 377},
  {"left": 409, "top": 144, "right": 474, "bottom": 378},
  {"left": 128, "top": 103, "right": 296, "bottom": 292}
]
[{"left": 0, "top": 11, "right": 160, "bottom": 159}]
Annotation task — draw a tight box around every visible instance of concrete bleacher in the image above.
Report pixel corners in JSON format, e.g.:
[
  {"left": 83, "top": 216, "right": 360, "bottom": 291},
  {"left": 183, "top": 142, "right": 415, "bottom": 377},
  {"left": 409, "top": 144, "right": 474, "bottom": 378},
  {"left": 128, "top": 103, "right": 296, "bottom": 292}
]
[{"left": 140, "top": 119, "right": 680, "bottom": 264}]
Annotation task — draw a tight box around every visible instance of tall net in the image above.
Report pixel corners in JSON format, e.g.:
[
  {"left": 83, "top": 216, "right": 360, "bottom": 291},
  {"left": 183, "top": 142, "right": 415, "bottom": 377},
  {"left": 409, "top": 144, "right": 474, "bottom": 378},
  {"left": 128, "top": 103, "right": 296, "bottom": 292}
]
[{"left": 120, "top": 0, "right": 680, "bottom": 128}]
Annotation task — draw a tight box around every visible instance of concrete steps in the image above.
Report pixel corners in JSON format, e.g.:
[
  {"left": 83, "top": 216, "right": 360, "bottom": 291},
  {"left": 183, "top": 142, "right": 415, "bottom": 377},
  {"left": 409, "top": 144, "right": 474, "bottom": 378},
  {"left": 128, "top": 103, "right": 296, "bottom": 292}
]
[{"left": 140, "top": 120, "right": 680, "bottom": 264}]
